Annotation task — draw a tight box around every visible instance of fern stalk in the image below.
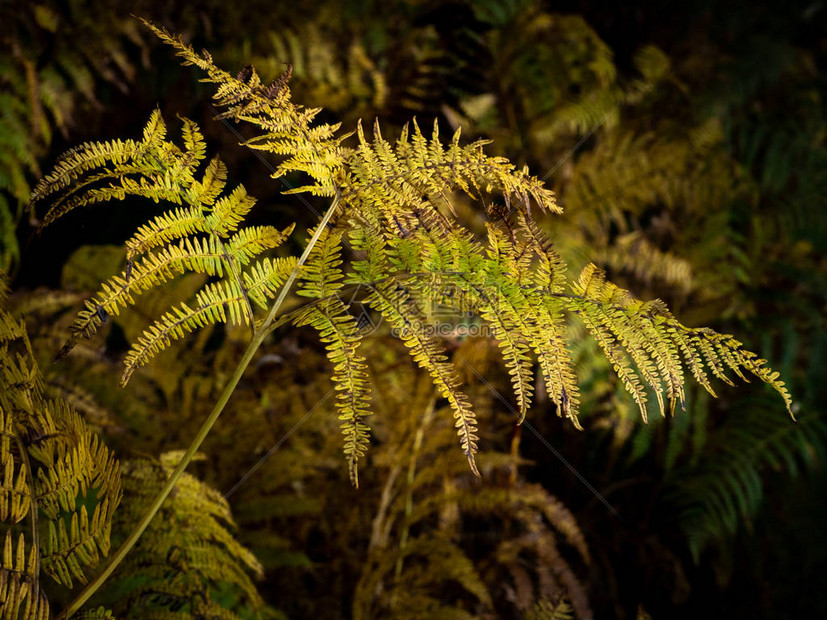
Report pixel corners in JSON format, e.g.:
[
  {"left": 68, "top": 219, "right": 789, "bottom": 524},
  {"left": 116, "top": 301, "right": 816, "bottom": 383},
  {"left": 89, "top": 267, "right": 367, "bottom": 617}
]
[{"left": 59, "top": 195, "right": 341, "bottom": 618}]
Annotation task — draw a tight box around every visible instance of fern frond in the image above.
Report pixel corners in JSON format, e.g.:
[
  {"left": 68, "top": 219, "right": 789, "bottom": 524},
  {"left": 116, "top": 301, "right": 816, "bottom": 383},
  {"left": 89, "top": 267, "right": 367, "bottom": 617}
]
[
  {"left": 69, "top": 223, "right": 297, "bottom": 347},
  {"left": 434, "top": 229, "right": 536, "bottom": 421},
  {"left": 667, "top": 399, "right": 824, "bottom": 561},
  {"left": 0, "top": 302, "right": 120, "bottom": 611},
  {"left": 31, "top": 110, "right": 300, "bottom": 379},
  {"left": 565, "top": 264, "right": 794, "bottom": 421},
  {"left": 294, "top": 299, "right": 372, "bottom": 488},
  {"left": 365, "top": 281, "right": 480, "bottom": 476},
  {"left": 28, "top": 109, "right": 168, "bottom": 225},
  {"left": 122, "top": 280, "right": 250, "bottom": 384},
  {"left": 106, "top": 452, "right": 266, "bottom": 619}
]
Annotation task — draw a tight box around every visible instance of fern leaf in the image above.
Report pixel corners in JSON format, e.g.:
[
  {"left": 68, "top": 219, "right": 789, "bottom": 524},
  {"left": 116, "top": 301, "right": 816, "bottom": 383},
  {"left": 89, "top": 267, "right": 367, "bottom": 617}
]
[
  {"left": 294, "top": 300, "right": 372, "bottom": 487},
  {"left": 105, "top": 452, "right": 267, "bottom": 619},
  {"left": 125, "top": 206, "right": 208, "bottom": 260},
  {"left": 122, "top": 280, "right": 250, "bottom": 384},
  {"left": 296, "top": 226, "right": 345, "bottom": 299},
  {"left": 243, "top": 257, "right": 299, "bottom": 310},
  {"left": 0, "top": 302, "right": 119, "bottom": 609},
  {"left": 366, "top": 281, "right": 480, "bottom": 475},
  {"left": 206, "top": 184, "right": 257, "bottom": 237}
]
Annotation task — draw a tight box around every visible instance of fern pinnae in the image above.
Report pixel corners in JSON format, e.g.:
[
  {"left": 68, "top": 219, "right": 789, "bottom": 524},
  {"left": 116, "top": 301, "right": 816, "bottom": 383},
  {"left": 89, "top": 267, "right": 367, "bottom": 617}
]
[
  {"left": 443, "top": 231, "right": 536, "bottom": 421},
  {"left": 603, "top": 304, "right": 667, "bottom": 417},
  {"left": 443, "top": 256, "right": 535, "bottom": 422},
  {"left": 294, "top": 300, "right": 372, "bottom": 487},
  {"left": 628, "top": 304, "right": 686, "bottom": 411},
  {"left": 687, "top": 329, "right": 734, "bottom": 387},
  {"left": 125, "top": 205, "right": 207, "bottom": 260},
  {"left": 571, "top": 297, "right": 650, "bottom": 421},
  {"left": 67, "top": 236, "right": 232, "bottom": 345},
  {"left": 121, "top": 280, "right": 249, "bottom": 384},
  {"left": 242, "top": 256, "right": 299, "bottom": 311},
  {"left": 28, "top": 137, "right": 147, "bottom": 216},
  {"left": 205, "top": 184, "right": 257, "bottom": 236},
  {"left": 515, "top": 214, "right": 583, "bottom": 424},
  {"left": 531, "top": 298, "right": 583, "bottom": 427},
  {"left": 710, "top": 333, "right": 794, "bottom": 415},
  {"left": 366, "top": 281, "right": 480, "bottom": 476},
  {"left": 295, "top": 227, "right": 372, "bottom": 486},
  {"left": 666, "top": 324, "right": 717, "bottom": 398}
]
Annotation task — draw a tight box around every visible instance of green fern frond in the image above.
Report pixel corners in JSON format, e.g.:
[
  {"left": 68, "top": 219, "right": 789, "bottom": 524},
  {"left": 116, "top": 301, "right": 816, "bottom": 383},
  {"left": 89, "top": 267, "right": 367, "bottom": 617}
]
[
  {"left": 667, "top": 398, "right": 825, "bottom": 562},
  {"left": 106, "top": 452, "right": 266, "bottom": 619},
  {"left": 0, "top": 300, "right": 120, "bottom": 614}
]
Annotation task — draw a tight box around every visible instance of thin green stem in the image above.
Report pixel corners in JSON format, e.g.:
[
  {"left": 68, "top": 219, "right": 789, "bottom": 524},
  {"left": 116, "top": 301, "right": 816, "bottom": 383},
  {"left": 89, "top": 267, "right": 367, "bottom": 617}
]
[{"left": 59, "top": 195, "right": 340, "bottom": 618}]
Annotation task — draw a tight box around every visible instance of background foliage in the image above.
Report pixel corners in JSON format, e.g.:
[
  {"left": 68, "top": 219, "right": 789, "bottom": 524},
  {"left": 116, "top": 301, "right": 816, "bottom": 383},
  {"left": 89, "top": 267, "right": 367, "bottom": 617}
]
[{"left": 2, "top": 0, "right": 825, "bottom": 617}]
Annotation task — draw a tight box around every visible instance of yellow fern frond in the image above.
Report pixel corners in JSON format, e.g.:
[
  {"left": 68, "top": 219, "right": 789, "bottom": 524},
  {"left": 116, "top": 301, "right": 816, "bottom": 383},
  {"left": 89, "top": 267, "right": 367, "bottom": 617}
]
[
  {"left": 294, "top": 299, "right": 372, "bottom": 487},
  {"left": 366, "top": 281, "right": 480, "bottom": 476},
  {"left": 122, "top": 279, "right": 251, "bottom": 384}
]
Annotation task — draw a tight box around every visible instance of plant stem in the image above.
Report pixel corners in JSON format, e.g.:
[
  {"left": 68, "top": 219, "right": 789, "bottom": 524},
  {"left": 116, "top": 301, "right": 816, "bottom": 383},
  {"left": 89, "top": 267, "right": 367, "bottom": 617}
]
[{"left": 60, "top": 196, "right": 340, "bottom": 618}]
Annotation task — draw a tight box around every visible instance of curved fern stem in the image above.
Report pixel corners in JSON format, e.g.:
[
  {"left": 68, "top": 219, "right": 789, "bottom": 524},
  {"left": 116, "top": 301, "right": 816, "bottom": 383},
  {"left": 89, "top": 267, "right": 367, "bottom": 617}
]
[{"left": 59, "top": 195, "right": 341, "bottom": 619}]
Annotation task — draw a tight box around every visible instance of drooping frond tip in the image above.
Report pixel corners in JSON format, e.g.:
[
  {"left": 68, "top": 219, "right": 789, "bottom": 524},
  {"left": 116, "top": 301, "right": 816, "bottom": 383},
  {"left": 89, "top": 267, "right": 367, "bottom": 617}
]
[{"left": 568, "top": 264, "right": 794, "bottom": 422}]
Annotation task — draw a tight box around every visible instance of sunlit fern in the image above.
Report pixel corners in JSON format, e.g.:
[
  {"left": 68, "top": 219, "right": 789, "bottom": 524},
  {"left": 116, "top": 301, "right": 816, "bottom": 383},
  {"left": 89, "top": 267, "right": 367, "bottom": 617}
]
[{"left": 27, "top": 19, "right": 794, "bottom": 494}]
